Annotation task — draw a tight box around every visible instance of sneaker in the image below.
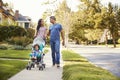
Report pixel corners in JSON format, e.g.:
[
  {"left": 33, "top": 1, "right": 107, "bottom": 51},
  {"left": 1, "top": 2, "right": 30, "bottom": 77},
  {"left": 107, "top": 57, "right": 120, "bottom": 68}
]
[
  {"left": 57, "top": 64, "right": 60, "bottom": 68},
  {"left": 52, "top": 63, "right": 55, "bottom": 66}
]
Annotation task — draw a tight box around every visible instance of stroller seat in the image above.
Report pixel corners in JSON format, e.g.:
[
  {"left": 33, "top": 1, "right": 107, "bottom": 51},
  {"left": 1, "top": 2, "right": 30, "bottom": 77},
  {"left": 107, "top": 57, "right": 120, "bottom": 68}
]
[{"left": 26, "top": 37, "right": 46, "bottom": 70}]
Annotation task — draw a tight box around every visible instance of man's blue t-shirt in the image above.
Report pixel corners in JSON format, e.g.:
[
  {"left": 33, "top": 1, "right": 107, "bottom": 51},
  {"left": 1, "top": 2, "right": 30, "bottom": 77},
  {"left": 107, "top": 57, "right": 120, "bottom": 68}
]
[{"left": 49, "top": 23, "right": 62, "bottom": 41}]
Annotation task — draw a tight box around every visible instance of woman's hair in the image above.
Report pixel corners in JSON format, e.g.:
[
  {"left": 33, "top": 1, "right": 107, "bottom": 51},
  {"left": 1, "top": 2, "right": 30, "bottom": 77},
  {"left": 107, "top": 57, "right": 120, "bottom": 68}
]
[{"left": 36, "top": 19, "right": 43, "bottom": 31}]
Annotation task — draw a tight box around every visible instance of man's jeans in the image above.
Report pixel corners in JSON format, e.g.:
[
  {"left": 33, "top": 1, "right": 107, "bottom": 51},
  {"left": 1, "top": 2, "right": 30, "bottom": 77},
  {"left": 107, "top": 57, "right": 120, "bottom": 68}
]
[{"left": 50, "top": 40, "right": 60, "bottom": 65}]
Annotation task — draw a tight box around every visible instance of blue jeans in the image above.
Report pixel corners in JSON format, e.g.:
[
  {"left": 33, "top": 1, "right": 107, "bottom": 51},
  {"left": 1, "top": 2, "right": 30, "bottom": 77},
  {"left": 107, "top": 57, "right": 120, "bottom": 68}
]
[{"left": 50, "top": 40, "right": 60, "bottom": 64}]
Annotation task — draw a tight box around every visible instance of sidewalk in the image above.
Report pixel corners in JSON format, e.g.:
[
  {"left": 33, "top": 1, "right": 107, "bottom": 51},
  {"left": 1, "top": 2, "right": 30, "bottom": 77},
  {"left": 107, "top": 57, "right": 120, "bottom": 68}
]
[{"left": 9, "top": 48, "right": 63, "bottom": 80}]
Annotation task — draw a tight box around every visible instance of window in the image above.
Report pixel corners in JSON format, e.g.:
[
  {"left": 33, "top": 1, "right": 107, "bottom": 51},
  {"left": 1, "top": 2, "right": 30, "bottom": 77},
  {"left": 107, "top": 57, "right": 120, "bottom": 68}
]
[{"left": 24, "top": 22, "right": 29, "bottom": 28}]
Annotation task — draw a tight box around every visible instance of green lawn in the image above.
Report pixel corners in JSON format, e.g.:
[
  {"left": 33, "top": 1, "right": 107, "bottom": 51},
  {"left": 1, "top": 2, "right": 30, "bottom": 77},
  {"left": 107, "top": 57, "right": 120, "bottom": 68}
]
[
  {"left": 0, "top": 49, "right": 49, "bottom": 59},
  {"left": 0, "top": 50, "right": 30, "bottom": 59},
  {"left": 62, "top": 50, "right": 120, "bottom": 80},
  {"left": 0, "top": 60, "right": 27, "bottom": 80},
  {"left": 0, "top": 49, "right": 49, "bottom": 80}
]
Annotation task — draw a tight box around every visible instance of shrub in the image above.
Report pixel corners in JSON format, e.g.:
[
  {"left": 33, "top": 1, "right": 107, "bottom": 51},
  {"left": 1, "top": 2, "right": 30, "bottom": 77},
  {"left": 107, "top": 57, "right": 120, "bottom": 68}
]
[
  {"left": 8, "top": 37, "right": 33, "bottom": 47},
  {"left": 25, "top": 44, "right": 32, "bottom": 50},
  {"left": 13, "top": 45, "right": 25, "bottom": 50},
  {"left": 118, "top": 38, "right": 120, "bottom": 44},
  {"left": 12, "top": 26, "right": 27, "bottom": 37},
  {"left": 0, "top": 45, "right": 8, "bottom": 50},
  {"left": 26, "top": 28, "right": 35, "bottom": 38},
  {"left": 0, "top": 26, "right": 9, "bottom": 41},
  {"left": 0, "top": 25, "right": 27, "bottom": 41}
]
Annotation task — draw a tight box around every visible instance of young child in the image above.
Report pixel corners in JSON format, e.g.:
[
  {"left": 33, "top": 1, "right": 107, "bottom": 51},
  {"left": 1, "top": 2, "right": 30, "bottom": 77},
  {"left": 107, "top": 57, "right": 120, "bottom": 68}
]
[{"left": 29, "top": 44, "right": 41, "bottom": 60}]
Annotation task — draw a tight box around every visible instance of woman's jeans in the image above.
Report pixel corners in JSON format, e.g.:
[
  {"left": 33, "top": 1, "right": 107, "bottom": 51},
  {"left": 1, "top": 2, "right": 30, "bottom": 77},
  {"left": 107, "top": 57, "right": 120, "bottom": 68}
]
[{"left": 50, "top": 40, "right": 60, "bottom": 65}]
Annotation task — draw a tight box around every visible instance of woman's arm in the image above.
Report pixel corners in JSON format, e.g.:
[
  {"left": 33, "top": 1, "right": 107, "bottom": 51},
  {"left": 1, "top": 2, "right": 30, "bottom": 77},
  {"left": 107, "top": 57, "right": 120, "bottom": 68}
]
[
  {"left": 34, "top": 30, "right": 38, "bottom": 38},
  {"left": 44, "top": 28, "right": 48, "bottom": 38}
]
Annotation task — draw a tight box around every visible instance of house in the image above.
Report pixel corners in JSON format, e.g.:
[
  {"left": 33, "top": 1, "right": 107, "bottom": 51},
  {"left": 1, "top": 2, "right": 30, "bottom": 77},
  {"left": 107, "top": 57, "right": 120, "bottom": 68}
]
[
  {"left": 0, "top": 0, "right": 15, "bottom": 25},
  {"left": 0, "top": 0, "right": 34, "bottom": 28},
  {"left": 99, "top": 29, "right": 113, "bottom": 44},
  {"left": 14, "top": 10, "right": 33, "bottom": 28}
]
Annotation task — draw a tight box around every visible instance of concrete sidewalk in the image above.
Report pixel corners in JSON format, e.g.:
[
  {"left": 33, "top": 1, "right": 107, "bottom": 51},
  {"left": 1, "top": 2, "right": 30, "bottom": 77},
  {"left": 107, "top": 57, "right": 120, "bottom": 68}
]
[{"left": 9, "top": 49, "right": 63, "bottom": 80}]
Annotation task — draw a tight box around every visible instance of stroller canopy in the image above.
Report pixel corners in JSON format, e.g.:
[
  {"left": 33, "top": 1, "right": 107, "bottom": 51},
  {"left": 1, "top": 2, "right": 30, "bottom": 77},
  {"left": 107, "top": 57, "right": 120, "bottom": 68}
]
[{"left": 32, "top": 37, "right": 45, "bottom": 50}]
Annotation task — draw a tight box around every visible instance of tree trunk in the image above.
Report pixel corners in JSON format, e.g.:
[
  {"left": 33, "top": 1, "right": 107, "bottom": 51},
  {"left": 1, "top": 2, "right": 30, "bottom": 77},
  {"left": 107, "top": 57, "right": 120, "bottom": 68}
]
[
  {"left": 111, "top": 33, "right": 116, "bottom": 48},
  {"left": 105, "top": 34, "right": 108, "bottom": 47}
]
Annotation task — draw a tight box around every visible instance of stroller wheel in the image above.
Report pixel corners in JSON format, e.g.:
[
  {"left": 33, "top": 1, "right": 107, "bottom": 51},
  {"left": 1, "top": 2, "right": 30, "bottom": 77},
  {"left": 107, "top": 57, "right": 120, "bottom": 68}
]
[
  {"left": 26, "top": 66, "right": 29, "bottom": 70},
  {"left": 39, "top": 66, "right": 43, "bottom": 70},
  {"left": 29, "top": 65, "right": 32, "bottom": 70},
  {"left": 31, "top": 64, "right": 35, "bottom": 68},
  {"left": 29, "top": 67, "right": 31, "bottom": 70},
  {"left": 42, "top": 64, "right": 45, "bottom": 68}
]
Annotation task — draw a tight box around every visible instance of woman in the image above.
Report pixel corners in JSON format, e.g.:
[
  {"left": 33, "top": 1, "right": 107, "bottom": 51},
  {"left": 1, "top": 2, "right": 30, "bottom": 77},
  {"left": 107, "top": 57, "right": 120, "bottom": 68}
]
[{"left": 35, "top": 19, "right": 47, "bottom": 42}]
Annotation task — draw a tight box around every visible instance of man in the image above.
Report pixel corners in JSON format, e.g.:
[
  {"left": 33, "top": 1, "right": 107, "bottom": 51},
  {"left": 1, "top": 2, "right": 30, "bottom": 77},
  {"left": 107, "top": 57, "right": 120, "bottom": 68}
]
[{"left": 48, "top": 16, "right": 65, "bottom": 67}]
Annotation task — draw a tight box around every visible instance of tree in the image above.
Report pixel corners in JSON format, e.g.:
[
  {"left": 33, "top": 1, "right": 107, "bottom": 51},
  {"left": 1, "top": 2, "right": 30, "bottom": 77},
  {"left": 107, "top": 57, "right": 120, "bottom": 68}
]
[
  {"left": 55, "top": 0, "right": 71, "bottom": 47},
  {"left": 101, "top": 3, "right": 119, "bottom": 47},
  {"left": 80, "top": 0, "right": 119, "bottom": 47}
]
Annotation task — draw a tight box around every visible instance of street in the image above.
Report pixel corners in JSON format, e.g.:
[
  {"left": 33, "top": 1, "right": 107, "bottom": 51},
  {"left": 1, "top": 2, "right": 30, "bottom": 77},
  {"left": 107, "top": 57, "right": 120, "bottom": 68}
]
[{"left": 69, "top": 44, "right": 120, "bottom": 77}]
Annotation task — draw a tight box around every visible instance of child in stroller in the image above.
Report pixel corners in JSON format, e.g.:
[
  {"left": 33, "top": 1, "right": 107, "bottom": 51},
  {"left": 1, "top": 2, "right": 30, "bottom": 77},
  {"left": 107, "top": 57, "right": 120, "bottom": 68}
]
[{"left": 26, "top": 37, "right": 45, "bottom": 70}]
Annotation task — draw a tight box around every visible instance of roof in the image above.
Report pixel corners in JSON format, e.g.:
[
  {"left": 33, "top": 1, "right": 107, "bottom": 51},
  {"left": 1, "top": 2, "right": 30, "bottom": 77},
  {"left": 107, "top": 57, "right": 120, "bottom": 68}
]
[
  {"left": 16, "top": 14, "right": 29, "bottom": 21},
  {"left": 0, "top": 6, "right": 15, "bottom": 20}
]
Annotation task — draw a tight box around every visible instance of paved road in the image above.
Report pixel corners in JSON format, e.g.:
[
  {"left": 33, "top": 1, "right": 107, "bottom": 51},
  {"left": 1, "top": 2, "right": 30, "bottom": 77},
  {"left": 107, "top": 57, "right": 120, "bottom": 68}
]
[
  {"left": 9, "top": 49, "right": 63, "bottom": 80},
  {"left": 69, "top": 44, "right": 120, "bottom": 77}
]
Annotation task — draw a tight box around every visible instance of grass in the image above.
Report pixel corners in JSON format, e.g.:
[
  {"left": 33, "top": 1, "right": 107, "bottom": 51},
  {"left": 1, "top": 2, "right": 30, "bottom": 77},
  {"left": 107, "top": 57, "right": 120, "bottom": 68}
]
[
  {"left": 0, "top": 60, "right": 27, "bottom": 80},
  {"left": 0, "top": 48, "right": 49, "bottom": 80},
  {"left": 0, "top": 49, "right": 49, "bottom": 59},
  {"left": 0, "top": 50, "right": 30, "bottom": 59},
  {"left": 62, "top": 50, "right": 120, "bottom": 80},
  {"left": 62, "top": 50, "right": 88, "bottom": 62}
]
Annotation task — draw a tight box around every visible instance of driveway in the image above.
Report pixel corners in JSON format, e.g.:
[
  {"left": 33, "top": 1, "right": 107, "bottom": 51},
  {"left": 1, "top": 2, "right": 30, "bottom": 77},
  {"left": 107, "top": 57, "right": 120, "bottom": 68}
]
[{"left": 69, "top": 44, "right": 120, "bottom": 77}]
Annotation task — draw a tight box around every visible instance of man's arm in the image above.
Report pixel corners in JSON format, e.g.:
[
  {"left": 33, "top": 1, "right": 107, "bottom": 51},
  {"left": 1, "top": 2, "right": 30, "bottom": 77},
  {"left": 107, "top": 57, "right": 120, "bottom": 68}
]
[
  {"left": 47, "top": 30, "right": 50, "bottom": 36},
  {"left": 61, "top": 29, "right": 65, "bottom": 46}
]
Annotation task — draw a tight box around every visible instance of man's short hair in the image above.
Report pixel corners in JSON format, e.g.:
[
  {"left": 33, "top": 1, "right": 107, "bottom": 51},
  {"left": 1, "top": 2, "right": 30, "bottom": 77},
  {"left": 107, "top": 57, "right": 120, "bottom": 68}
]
[{"left": 50, "top": 16, "right": 56, "bottom": 21}]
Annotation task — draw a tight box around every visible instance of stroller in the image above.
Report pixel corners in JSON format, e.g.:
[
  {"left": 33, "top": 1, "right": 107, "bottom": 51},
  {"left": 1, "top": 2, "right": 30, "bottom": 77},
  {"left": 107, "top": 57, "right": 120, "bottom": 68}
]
[{"left": 26, "top": 37, "right": 45, "bottom": 70}]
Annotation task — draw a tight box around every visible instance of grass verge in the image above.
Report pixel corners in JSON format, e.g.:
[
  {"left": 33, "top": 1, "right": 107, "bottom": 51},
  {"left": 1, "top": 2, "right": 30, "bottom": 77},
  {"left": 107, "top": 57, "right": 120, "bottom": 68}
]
[
  {"left": 0, "top": 49, "right": 49, "bottom": 59},
  {"left": 0, "top": 60, "right": 27, "bottom": 80},
  {"left": 0, "top": 50, "right": 30, "bottom": 59},
  {"left": 0, "top": 48, "right": 49, "bottom": 80},
  {"left": 62, "top": 50, "right": 120, "bottom": 80}
]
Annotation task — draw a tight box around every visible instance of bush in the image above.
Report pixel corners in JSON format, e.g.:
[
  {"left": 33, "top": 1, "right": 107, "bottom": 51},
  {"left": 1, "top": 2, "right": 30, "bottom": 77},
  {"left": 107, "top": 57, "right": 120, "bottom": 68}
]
[
  {"left": 0, "top": 26, "right": 9, "bottom": 41},
  {"left": 8, "top": 37, "right": 33, "bottom": 47},
  {"left": 13, "top": 45, "right": 25, "bottom": 50},
  {"left": 0, "top": 45, "right": 8, "bottom": 50},
  {"left": 13, "top": 26, "right": 27, "bottom": 37},
  {"left": 25, "top": 44, "right": 32, "bottom": 50},
  {"left": 118, "top": 38, "right": 120, "bottom": 44},
  {"left": 0, "top": 25, "right": 27, "bottom": 41},
  {"left": 26, "top": 28, "right": 35, "bottom": 38}
]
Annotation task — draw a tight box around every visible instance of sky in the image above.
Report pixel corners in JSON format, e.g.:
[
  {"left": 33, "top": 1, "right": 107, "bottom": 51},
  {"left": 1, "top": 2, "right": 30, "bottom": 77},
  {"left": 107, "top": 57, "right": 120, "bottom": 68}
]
[{"left": 3, "top": 0, "right": 120, "bottom": 23}]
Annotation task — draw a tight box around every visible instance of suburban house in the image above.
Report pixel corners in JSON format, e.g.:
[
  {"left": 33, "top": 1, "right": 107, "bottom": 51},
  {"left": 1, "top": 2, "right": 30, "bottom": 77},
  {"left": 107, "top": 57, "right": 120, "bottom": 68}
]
[
  {"left": 0, "top": 0, "right": 15, "bottom": 25},
  {"left": 14, "top": 10, "right": 33, "bottom": 28},
  {"left": 0, "top": 0, "right": 34, "bottom": 28}
]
